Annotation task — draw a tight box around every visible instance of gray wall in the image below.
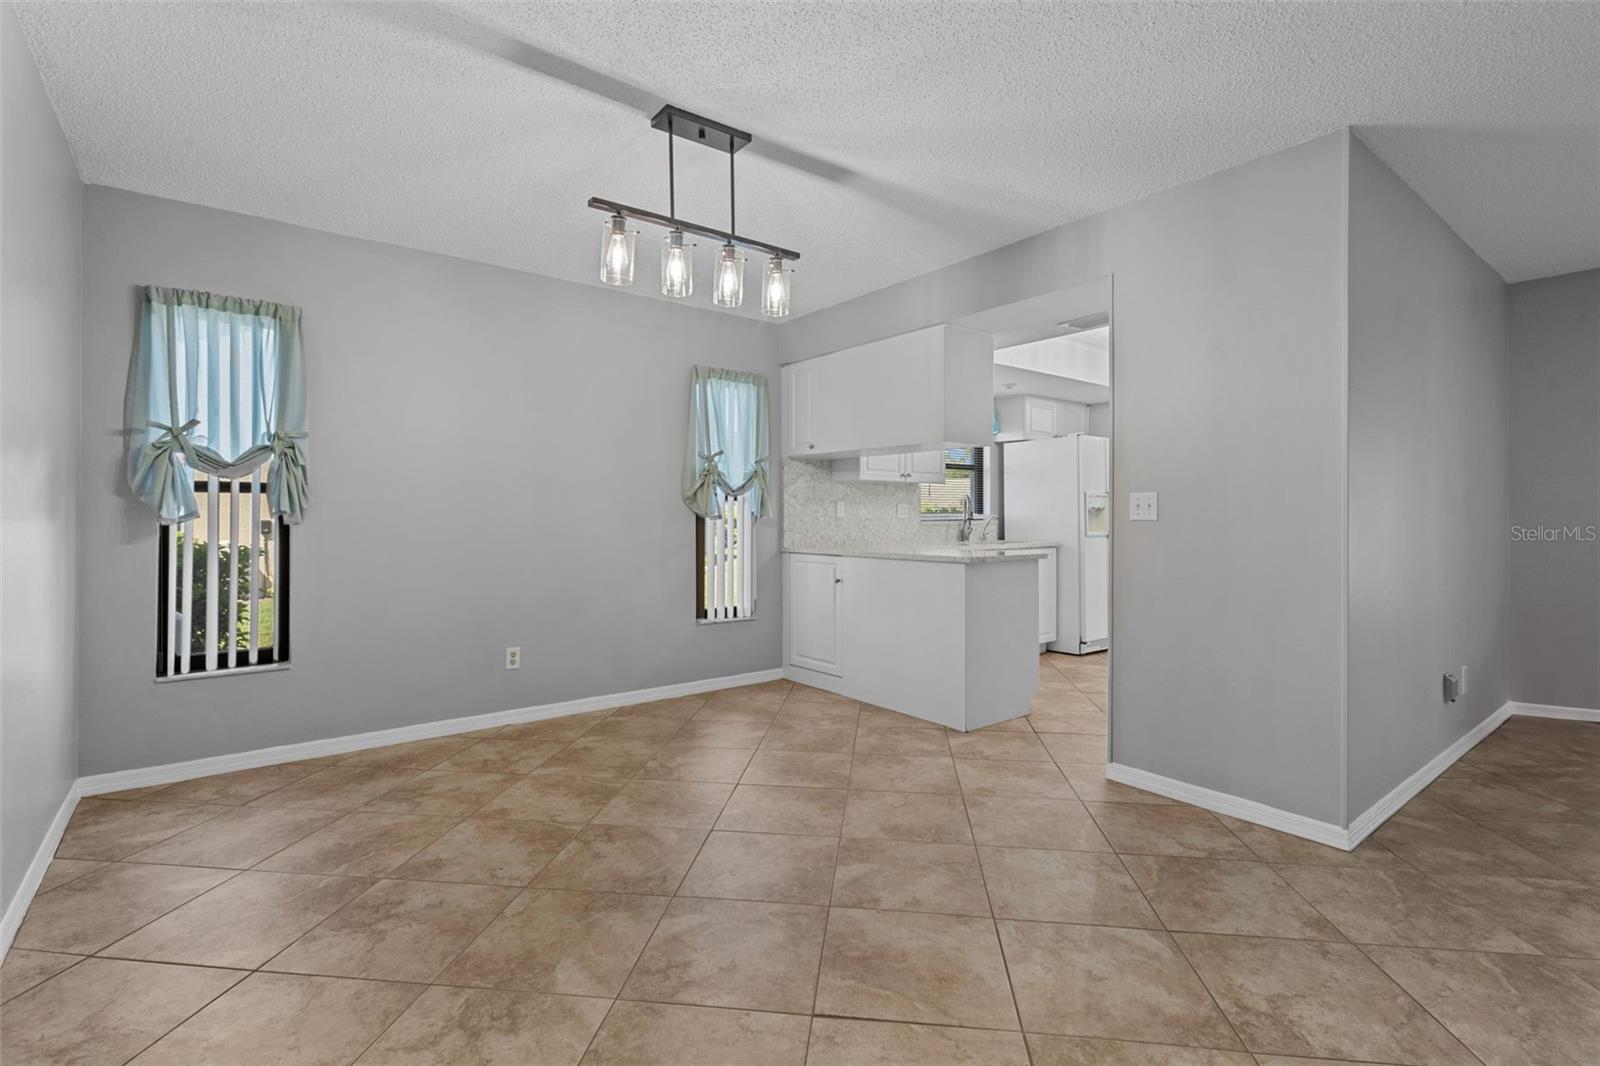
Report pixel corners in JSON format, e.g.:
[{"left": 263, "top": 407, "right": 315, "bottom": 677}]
[
  {"left": 2, "top": 6, "right": 82, "bottom": 907},
  {"left": 78, "top": 188, "right": 781, "bottom": 774},
  {"left": 784, "top": 132, "right": 1351, "bottom": 824},
  {"left": 1086, "top": 403, "right": 1112, "bottom": 438},
  {"left": 1507, "top": 269, "right": 1600, "bottom": 710},
  {"left": 1344, "top": 135, "right": 1512, "bottom": 817}
]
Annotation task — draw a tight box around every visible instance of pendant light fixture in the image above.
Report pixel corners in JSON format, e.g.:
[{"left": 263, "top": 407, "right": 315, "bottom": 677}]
[
  {"left": 599, "top": 215, "right": 635, "bottom": 286},
  {"left": 590, "top": 105, "right": 798, "bottom": 313},
  {"left": 761, "top": 255, "right": 792, "bottom": 318}
]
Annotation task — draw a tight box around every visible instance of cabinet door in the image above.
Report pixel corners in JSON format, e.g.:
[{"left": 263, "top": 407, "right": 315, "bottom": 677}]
[
  {"left": 860, "top": 453, "right": 904, "bottom": 482},
  {"left": 1037, "top": 549, "right": 1058, "bottom": 644},
  {"left": 788, "top": 555, "right": 843, "bottom": 676},
  {"left": 1025, "top": 397, "right": 1058, "bottom": 438},
  {"left": 787, "top": 364, "right": 816, "bottom": 455},
  {"left": 904, "top": 450, "right": 946, "bottom": 483}
]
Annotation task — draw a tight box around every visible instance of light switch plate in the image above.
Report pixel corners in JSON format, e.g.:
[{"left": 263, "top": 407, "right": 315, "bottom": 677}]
[
  {"left": 896, "top": 503, "right": 911, "bottom": 518},
  {"left": 835, "top": 501, "right": 846, "bottom": 518},
  {"left": 1130, "top": 492, "right": 1158, "bottom": 521}
]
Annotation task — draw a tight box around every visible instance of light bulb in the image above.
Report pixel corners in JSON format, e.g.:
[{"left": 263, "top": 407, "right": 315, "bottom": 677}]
[
  {"left": 661, "top": 230, "right": 694, "bottom": 298},
  {"left": 712, "top": 244, "right": 745, "bottom": 308},
  {"left": 599, "top": 215, "right": 635, "bottom": 286},
  {"left": 760, "top": 256, "right": 791, "bottom": 318}
]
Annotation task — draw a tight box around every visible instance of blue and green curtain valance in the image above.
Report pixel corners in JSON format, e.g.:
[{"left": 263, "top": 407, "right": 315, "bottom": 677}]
[
  {"left": 683, "top": 366, "right": 770, "bottom": 520},
  {"left": 125, "top": 286, "right": 309, "bottom": 524}
]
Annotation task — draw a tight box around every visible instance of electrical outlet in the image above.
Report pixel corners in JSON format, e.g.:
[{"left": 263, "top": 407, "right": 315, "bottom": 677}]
[
  {"left": 1130, "top": 492, "right": 1158, "bottom": 521},
  {"left": 835, "top": 501, "right": 846, "bottom": 518},
  {"left": 505, "top": 646, "right": 521, "bottom": 670},
  {"left": 1459, "top": 664, "right": 1469, "bottom": 697}
]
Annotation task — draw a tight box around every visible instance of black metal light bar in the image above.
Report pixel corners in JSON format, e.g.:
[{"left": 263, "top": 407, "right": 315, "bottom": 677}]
[
  {"left": 587, "top": 196, "right": 800, "bottom": 262},
  {"left": 589, "top": 104, "right": 800, "bottom": 263}
]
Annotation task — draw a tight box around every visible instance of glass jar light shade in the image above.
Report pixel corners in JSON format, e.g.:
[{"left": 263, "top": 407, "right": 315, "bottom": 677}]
[
  {"left": 599, "top": 215, "right": 635, "bottom": 286},
  {"left": 661, "top": 230, "right": 694, "bottom": 298},
  {"left": 712, "top": 244, "right": 746, "bottom": 308},
  {"left": 760, "top": 256, "right": 792, "bottom": 318}
]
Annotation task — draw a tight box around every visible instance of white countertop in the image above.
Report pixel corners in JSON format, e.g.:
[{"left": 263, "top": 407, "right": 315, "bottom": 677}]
[{"left": 783, "top": 541, "right": 1056, "bottom": 565}]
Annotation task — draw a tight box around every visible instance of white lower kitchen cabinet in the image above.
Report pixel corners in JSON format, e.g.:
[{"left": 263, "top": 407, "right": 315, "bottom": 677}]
[
  {"left": 782, "top": 551, "right": 1038, "bottom": 730},
  {"left": 786, "top": 553, "right": 843, "bottom": 676}
]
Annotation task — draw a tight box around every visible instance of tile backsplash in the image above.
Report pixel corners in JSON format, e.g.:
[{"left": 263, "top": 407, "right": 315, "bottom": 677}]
[{"left": 782, "top": 457, "right": 966, "bottom": 553}]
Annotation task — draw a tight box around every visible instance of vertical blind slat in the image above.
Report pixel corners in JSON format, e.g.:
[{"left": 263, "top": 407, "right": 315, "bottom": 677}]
[
  {"left": 227, "top": 477, "right": 239, "bottom": 670},
  {"left": 205, "top": 477, "right": 220, "bottom": 672},
  {"left": 249, "top": 468, "right": 261, "bottom": 664},
  {"left": 179, "top": 514, "right": 195, "bottom": 673}
]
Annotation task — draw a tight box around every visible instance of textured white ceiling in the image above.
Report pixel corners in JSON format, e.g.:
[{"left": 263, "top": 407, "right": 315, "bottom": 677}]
[{"left": 16, "top": 1, "right": 1600, "bottom": 322}]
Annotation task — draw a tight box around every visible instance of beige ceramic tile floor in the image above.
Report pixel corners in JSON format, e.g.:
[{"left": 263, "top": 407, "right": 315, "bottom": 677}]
[{"left": 4, "top": 652, "right": 1599, "bottom": 1065}]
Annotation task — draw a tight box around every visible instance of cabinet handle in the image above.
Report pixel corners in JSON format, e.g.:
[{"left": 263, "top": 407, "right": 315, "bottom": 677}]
[
  {"left": 808, "top": 444, "right": 815, "bottom": 450},
  {"left": 834, "top": 578, "right": 843, "bottom": 584}
]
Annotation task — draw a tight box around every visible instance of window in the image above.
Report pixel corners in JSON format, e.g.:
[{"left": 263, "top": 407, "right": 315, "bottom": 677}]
[
  {"left": 156, "top": 463, "right": 290, "bottom": 678},
  {"left": 922, "top": 447, "right": 987, "bottom": 516},
  {"left": 698, "top": 491, "right": 756, "bottom": 621}
]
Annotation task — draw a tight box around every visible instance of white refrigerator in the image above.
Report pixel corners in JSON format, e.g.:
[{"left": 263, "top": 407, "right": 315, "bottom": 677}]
[{"left": 1004, "top": 434, "right": 1110, "bottom": 654}]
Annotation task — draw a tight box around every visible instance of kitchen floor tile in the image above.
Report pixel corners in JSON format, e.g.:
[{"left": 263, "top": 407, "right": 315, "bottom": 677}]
[
  {"left": 742, "top": 749, "right": 854, "bottom": 788},
  {"left": 1174, "top": 932, "right": 1474, "bottom": 1063},
  {"left": 997, "top": 920, "right": 1239, "bottom": 1048},
  {"left": 250, "top": 766, "right": 422, "bottom": 811},
  {"left": 849, "top": 754, "right": 961, "bottom": 793},
  {"left": 1119, "top": 855, "right": 1340, "bottom": 939},
  {"left": 580, "top": 1000, "right": 810, "bottom": 1066},
  {"left": 392, "top": 817, "right": 574, "bottom": 885},
  {"left": 964, "top": 794, "right": 1111, "bottom": 851},
  {"left": 0, "top": 950, "right": 81, "bottom": 1004},
  {"left": 815, "top": 907, "right": 1018, "bottom": 1030},
  {"left": 477, "top": 773, "right": 627, "bottom": 826},
  {"left": 101, "top": 870, "right": 369, "bottom": 969},
  {"left": 954, "top": 759, "right": 1074, "bottom": 799},
  {"left": 265, "top": 878, "right": 516, "bottom": 983},
  {"left": 1367, "top": 945, "right": 1600, "bottom": 1066},
  {"left": 126, "top": 806, "right": 342, "bottom": 869},
  {"left": 1025, "top": 1034, "right": 1253, "bottom": 1065},
  {"left": 831, "top": 838, "right": 990, "bottom": 916},
  {"left": 590, "top": 779, "right": 734, "bottom": 828},
  {"left": 678, "top": 830, "right": 838, "bottom": 904},
  {"left": 13, "top": 862, "right": 235, "bottom": 954},
  {"left": 715, "top": 784, "right": 847, "bottom": 835},
  {"left": 981, "top": 847, "right": 1160, "bottom": 927},
  {"left": 841, "top": 789, "right": 973, "bottom": 844},
  {"left": 435, "top": 739, "right": 569, "bottom": 774},
  {"left": 354, "top": 985, "right": 608, "bottom": 1066},
  {"left": 128, "top": 971, "right": 420, "bottom": 1066},
  {"left": 1275, "top": 865, "right": 1540, "bottom": 952},
  {"left": 55, "top": 798, "right": 228, "bottom": 860},
  {"left": 806, "top": 1018, "right": 1030, "bottom": 1065},
  {"left": 947, "top": 731, "right": 1053, "bottom": 762},
  {"left": 1086, "top": 804, "right": 1254, "bottom": 859},
  {"left": 532, "top": 823, "right": 708, "bottom": 894},
  {"left": 620, "top": 896, "right": 828, "bottom": 1014},
  {"left": 637, "top": 744, "right": 755, "bottom": 783},
  {"left": 1, "top": 958, "right": 242, "bottom": 1066},
  {"left": 252, "top": 811, "right": 457, "bottom": 877},
  {"left": 440, "top": 888, "right": 667, "bottom": 997}
]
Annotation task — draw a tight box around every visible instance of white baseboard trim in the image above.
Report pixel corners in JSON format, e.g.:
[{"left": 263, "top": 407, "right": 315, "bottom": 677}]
[
  {"left": 5, "top": 666, "right": 783, "bottom": 957},
  {"left": 76, "top": 668, "right": 785, "bottom": 798},
  {"left": 1, "top": 786, "right": 82, "bottom": 958},
  {"left": 1509, "top": 700, "right": 1600, "bottom": 723},
  {"left": 1344, "top": 701, "right": 1515, "bottom": 848},
  {"left": 1104, "top": 762, "right": 1350, "bottom": 850}
]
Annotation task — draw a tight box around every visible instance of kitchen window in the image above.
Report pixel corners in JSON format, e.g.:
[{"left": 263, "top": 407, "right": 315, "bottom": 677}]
[
  {"left": 157, "top": 463, "right": 290, "bottom": 678},
  {"left": 922, "top": 446, "right": 987, "bottom": 517},
  {"left": 698, "top": 490, "right": 756, "bottom": 621}
]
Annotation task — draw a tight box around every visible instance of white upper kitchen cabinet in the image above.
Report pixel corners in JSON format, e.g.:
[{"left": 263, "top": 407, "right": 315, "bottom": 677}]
[
  {"left": 831, "top": 449, "right": 946, "bottom": 483},
  {"left": 781, "top": 324, "right": 993, "bottom": 459},
  {"left": 993, "top": 394, "right": 1084, "bottom": 442}
]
